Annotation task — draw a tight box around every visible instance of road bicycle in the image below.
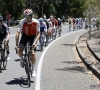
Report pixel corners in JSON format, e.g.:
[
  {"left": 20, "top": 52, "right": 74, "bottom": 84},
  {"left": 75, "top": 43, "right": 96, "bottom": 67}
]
[
  {"left": 16, "top": 42, "right": 36, "bottom": 87},
  {"left": 0, "top": 41, "right": 7, "bottom": 71}
]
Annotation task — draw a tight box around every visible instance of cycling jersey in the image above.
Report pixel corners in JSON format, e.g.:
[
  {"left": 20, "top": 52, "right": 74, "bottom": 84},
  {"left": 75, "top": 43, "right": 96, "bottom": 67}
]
[
  {"left": 58, "top": 20, "right": 62, "bottom": 26},
  {"left": 18, "top": 18, "right": 40, "bottom": 36},
  {"left": 45, "top": 21, "right": 49, "bottom": 29},
  {"left": 51, "top": 18, "right": 58, "bottom": 26},
  {"left": 40, "top": 22, "right": 47, "bottom": 33},
  {"left": 0, "top": 22, "right": 10, "bottom": 41}
]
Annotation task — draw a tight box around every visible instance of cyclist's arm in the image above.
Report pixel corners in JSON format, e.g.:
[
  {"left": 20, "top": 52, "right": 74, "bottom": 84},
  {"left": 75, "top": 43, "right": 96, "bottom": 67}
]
[
  {"left": 6, "top": 33, "right": 10, "bottom": 41},
  {"left": 34, "top": 31, "right": 40, "bottom": 44},
  {"left": 15, "top": 20, "right": 23, "bottom": 46},
  {"left": 3, "top": 23, "right": 10, "bottom": 41},
  {"left": 33, "top": 21, "right": 40, "bottom": 45},
  {"left": 15, "top": 31, "right": 21, "bottom": 46}
]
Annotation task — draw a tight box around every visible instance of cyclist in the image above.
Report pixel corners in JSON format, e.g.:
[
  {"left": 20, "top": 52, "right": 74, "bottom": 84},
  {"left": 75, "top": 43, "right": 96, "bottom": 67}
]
[
  {"left": 0, "top": 16, "right": 10, "bottom": 60},
  {"left": 50, "top": 16, "right": 58, "bottom": 38},
  {"left": 72, "top": 18, "right": 76, "bottom": 30},
  {"left": 38, "top": 18, "right": 47, "bottom": 49},
  {"left": 68, "top": 18, "right": 72, "bottom": 31},
  {"left": 15, "top": 9, "right": 40, "bottom": 77},
  {"left": 57, "top": 18, "right": 62, "bottom": 36},
  {"left": 47, "top": 19, "right": 52, "bottom": 41}
]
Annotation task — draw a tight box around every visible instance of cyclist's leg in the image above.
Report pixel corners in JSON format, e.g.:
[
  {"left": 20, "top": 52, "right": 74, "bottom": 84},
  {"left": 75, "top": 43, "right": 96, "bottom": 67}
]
[
  {"left": 31, "top": 49, "right": 36, "bottom": 77},
  {"left": 4, "top": 40, "right": 10, "bottom": 60},
  {"left": 60, "top": 25, "right": 62, "bottom": 35},
  {"left": 50, "top": 27, "right": 53, "bottom": 40},
  {"left": 29, "top": 35, "right": 37, "bottom": 77},
  {"left": 48, "top": 27, "right": 52, "bottom": 41},
  {"left": 55, "top": 26, "right": 58, "bottom": 36},
  {"left": 44, "top": 29, "right": 47, "bottom": 42},
  {"left": 3, "top": 35, "right": 10, "bottom": 60},
  {"left": 18, "top": 34, "right": 27, "bottom": 67}
]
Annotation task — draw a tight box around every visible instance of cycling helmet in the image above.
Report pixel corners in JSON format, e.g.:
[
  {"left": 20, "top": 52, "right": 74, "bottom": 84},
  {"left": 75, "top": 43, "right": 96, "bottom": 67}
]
[
  {"left": 0, "top": 16, "right": 3, "bottom": 21},
  {"left": 47, "top": 19, "right": 50, "bottom": 22},
  {"left": 23, "top": 9, "right": 33, "bottom": 16},
  {"left": 58, "top": 18, "right": 60, "bottom": 20},
  {"left": 39, "top": 18, "right": 43, "bottom": 22}
]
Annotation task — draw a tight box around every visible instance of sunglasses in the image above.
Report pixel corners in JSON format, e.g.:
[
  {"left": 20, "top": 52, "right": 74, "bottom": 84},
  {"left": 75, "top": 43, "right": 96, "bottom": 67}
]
[{"left": 25, "top": 15, "right": 31, "bottom": 18}]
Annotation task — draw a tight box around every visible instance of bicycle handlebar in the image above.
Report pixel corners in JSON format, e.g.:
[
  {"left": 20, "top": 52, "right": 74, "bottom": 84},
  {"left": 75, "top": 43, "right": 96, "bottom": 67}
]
[{"left": 15, "top": 45, "right": 37, "bottom": 54}]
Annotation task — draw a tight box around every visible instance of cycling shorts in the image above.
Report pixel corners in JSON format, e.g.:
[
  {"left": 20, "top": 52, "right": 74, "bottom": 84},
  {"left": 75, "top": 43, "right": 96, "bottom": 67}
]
[
  {"left": 19, "top": 33, "right": 36, "bottom": 48},
  {"left": 0, "top": 35, "right": 6, "bottom": 41}
]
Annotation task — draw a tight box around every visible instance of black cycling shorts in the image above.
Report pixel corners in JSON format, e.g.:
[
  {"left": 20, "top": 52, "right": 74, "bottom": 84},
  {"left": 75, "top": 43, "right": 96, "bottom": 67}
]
[
  {"left": 0, "top": 35, "right": 6, "bottom": 41},
  {"left": 19, "top": 33, "right": 36, "bottom": 48}
]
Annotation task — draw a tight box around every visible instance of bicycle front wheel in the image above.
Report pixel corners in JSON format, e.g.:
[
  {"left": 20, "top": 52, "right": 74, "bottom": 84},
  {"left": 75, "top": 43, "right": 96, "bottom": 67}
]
[
  {"left": 2, "top": 49, "right": 7, "bottom": 70},
  {"left": 24, "top": 55, "right": 31, "bottom": 87}
]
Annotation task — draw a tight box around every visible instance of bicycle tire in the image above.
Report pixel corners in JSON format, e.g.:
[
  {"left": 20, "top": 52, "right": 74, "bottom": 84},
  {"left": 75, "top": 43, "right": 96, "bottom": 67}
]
[
  {"left": 0, "top": 50, "right": 2, "bottom": 71},
  {"left": 2, "top": 49, "right": 7, "bottom": 70},
  {"left": 24, "top": 55, "right": 31, "bottom": 87}
]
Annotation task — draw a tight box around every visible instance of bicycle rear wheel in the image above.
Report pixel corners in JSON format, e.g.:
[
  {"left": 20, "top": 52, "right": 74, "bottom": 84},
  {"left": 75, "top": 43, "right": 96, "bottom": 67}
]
[{"left": 24, "top": 55, "right": 31, "bottom": 87}]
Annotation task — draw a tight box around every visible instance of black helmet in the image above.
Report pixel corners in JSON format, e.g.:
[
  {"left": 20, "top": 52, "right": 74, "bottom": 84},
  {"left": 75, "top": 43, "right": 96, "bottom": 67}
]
[{"left": 0, "top": 16, "right": 3, "bottom": 21}]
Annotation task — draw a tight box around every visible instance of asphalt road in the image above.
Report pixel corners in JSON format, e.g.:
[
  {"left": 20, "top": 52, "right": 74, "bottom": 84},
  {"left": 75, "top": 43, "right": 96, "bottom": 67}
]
[{"left": 0, "top": 23, "right": 97, "bottom": 90}]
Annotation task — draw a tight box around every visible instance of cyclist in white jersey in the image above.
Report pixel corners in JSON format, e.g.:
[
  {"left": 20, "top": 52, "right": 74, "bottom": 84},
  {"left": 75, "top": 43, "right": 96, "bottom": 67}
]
[
  {"left": 38, "top": 18, "right": 47, "bottom": 47},
  {"left": 47, "top": 18, "right": 53, "bottom": 41}
]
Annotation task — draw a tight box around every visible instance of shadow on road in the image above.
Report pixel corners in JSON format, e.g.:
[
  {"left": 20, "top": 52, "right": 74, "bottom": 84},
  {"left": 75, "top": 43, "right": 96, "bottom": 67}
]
[
  {"left": 14, "top": 59, "right": 20, "bottom": 62},
  {"left": 61, "top": 44, "right": 75, "bottom": 46},
  {"left": 55, "top": 66, "right": 86, "bottom": 74},
  {"left": 5, "top": 77, "right": 34, "bottom": 88},
  {"left": 62, "top": 61, "right": 82, "bottom": 64}
]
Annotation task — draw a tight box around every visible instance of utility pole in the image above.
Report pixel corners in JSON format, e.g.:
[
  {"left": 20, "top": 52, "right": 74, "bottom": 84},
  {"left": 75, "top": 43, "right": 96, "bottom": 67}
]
[{"left": 88, "top": 0, "right": 91, "bottom": 39}]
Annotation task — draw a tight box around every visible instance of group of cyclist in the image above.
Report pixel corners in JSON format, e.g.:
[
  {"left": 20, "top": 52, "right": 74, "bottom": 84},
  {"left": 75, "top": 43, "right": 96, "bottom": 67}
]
[
  {"left": 68, "top": 17, "right": 83, "bottom": 30},
  {"left": 0, "top": 9, "right": 62, "bottom": 78},
  {"left": 68, "top": 17, "right": 98, "bottom": 31}
]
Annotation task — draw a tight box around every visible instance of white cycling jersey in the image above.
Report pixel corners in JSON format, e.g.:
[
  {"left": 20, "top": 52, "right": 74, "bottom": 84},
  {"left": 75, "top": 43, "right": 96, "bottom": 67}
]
[{"left": 40, "top": 21, "right": 47, "bottom": 33}]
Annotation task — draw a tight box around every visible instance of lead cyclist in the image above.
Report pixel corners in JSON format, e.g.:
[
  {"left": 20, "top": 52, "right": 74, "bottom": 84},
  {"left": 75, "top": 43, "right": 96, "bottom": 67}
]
[{"left": 15, "top": 9, "right": 40, "bottom": 77}]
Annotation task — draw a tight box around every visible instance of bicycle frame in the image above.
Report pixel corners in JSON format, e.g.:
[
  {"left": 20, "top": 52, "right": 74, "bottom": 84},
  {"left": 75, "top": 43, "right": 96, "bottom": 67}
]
[{"left": 23, "top": 42, "right": 32, "bottom": 87}]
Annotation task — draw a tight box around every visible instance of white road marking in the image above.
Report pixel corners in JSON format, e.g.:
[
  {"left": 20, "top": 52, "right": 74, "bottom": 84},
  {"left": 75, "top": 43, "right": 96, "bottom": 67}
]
[{"left": 35, "top": 30, "right": 85, "bottom": 90}]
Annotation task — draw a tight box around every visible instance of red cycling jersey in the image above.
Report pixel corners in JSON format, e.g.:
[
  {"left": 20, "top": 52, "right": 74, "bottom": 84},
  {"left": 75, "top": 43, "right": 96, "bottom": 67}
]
[
  {"left": 51, "top": 18, "right": 58, "bottom": 26},
  {"left": 18, "top": 18, "right": 40, "bottom": 36},
  {"left": 22, "top": 22, "right": 37, "bottom": 36}
]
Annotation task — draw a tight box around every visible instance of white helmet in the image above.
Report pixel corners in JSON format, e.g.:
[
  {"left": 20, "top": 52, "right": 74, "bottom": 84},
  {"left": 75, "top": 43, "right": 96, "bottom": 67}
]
[
  {"left": 58, "top": 18, "right": 60, "bottom": 20},
  {"left": 47, "top": 19, "right": 50, "bottom": 22},
  {"left": 23, "top": 9, "right": 33, "bottom": 16}
]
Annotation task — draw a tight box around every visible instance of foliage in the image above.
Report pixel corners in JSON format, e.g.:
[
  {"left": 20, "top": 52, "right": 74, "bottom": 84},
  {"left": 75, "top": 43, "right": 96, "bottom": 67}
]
[{"left": 0, "top": 0, "right": 87, "bottom": 20}]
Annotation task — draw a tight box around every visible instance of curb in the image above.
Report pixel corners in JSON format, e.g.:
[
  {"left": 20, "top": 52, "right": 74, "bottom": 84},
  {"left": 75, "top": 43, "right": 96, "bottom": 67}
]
[
  {"left": 76, "top": 31, "right": 100, "bottom": 80},
  {"left": 86, "top": 40, "right": 100, "bottom": 62}
]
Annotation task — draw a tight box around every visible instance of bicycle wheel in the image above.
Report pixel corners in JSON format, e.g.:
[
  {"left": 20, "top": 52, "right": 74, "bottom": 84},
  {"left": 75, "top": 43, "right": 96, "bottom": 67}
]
[
  {"left": 24, "top": 55, "right": 31, "bottom": 87},
  {"left": 0, "top": 51, "right": 2, "bottom": 71},
  {"left": 2, "top": 49, "right": 7, "bottom": 70}
]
